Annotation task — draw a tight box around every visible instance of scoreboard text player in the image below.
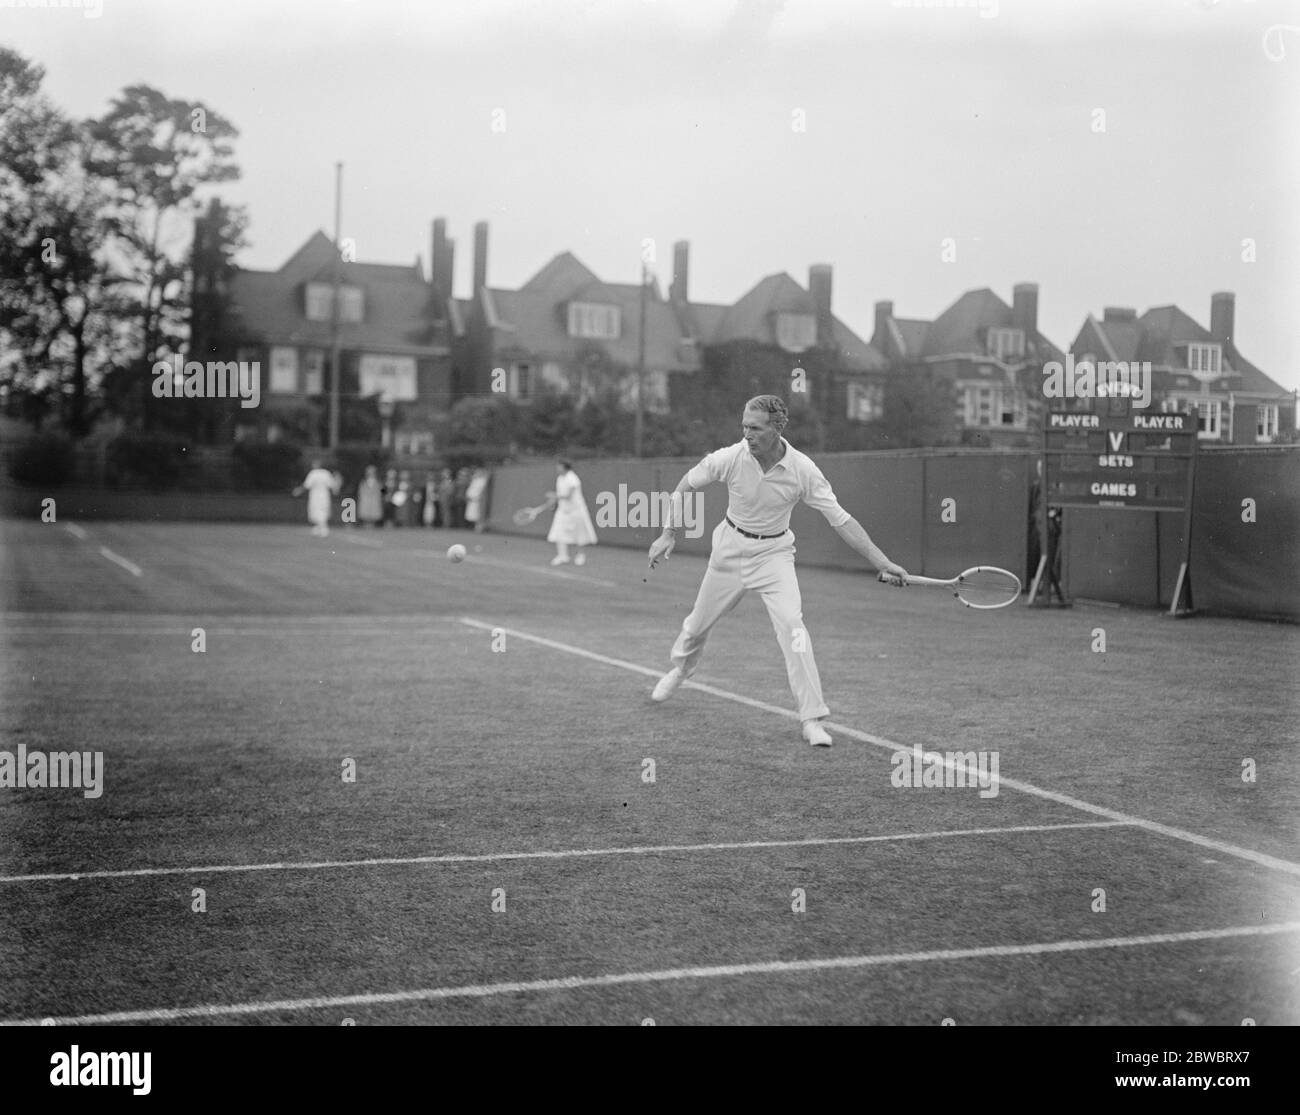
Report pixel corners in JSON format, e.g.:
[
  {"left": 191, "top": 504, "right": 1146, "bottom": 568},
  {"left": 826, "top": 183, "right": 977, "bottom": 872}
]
[
  {"left": 1043, "top": 409, "right": 1197, "bottom": 511},
  {"left": 1040, "top": 402, "right": 1198, "bottom": 613}
]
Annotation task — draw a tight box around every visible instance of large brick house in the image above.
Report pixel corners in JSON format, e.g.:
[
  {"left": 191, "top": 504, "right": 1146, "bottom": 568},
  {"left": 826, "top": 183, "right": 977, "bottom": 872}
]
[
  {"left": 665, "top": 240, "right": 887, "bottom": 429},
  {"left": 213, "top": 225, "right": 453, "bottom": 451},
  {"left": 447, "top": 225, "right": 886, "bottom": 435},
  {"left": 450, "top": 221, "right": 692, "bottom": 414},
  {"left": 871, "top": 284, "right": 1065, "bottom": 448},
  {"left": 1068, "top": 293, "right": 1294, "bottom": 443}
]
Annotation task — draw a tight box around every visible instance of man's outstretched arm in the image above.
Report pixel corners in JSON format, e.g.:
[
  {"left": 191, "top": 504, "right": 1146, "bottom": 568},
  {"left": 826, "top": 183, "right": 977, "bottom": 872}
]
[
  {"left": 648, "top": 473, "right": 695, "bottom": 568},
  {"left": 831, "top": 515, "right": 909, "bottom": 584}
]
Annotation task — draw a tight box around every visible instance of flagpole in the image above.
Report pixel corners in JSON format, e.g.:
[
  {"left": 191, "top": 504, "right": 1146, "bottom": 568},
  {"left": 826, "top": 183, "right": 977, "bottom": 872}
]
[
  {"left": 328, "top": 161, "right": 343, "bottom": 450},
  {"left": 634, "top": 261, "right": 647, "bottom": 457}
]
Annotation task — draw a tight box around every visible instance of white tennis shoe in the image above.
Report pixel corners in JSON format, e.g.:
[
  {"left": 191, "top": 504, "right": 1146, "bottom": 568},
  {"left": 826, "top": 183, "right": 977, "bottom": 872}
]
[
  {"left": 651, "top": 667, "right": 684, "bottom": 702},
  {"left": 802, "top": 719, "right": 832, "bottom": 747}
]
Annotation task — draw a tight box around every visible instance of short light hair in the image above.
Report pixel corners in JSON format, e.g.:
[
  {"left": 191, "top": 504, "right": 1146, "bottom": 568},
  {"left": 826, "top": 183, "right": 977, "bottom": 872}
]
[{"left": 743, "top": 395, "right": 788, "bottom": 431}]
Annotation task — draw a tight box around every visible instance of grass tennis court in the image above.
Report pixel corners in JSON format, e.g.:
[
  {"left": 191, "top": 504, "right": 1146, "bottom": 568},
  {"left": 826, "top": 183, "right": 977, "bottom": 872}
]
[{"left": 1, "top": 518, "right": 1297, "bottom": 1025}]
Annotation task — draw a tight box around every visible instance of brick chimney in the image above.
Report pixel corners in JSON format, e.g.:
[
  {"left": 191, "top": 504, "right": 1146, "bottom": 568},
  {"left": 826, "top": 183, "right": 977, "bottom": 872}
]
[
  {"left": 431, "top": 218, "right": 452, "bottom": 313},
  {"left": 809, "top": 264, "right": 833, "bottom": 346},
  {"left": 473, "top": 221, "right": 489, "bottom": 296},
  {"left": 1103, "top": 306, "right": 1137, "bottom": 323},
  {"left": 1210, "top": 291, "right": 1234, "bottom": 345},
  {"left": 670, "top": 240, "right": 689, "bottom": 303},
  {"left": 1011, "top": 282, "right": 1038, "bottom": 335},
  {"left": 873, "top": 300, "right": 894, "bottom": 350}
]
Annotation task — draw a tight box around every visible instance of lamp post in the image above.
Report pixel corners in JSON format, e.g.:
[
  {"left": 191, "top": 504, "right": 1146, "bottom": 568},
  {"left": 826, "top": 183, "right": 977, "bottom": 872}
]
[
  {"left": 378, "top": 393, "right": 395, "bottom": 451},
  {"left": 328, "top": 161, "right": 343, "bottom": 450},
  {"left": 634, "top": 260, "right": 647, "bottom": 457}
]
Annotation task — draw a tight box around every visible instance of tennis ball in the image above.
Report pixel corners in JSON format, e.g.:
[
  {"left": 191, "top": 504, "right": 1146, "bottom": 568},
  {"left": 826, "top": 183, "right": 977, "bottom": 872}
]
[{"left": 447, "top": 544, "right": 467, "bottom": 563}]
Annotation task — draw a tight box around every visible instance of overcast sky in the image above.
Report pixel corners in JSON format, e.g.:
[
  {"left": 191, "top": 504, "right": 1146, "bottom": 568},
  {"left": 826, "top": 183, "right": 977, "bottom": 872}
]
[{"left": 6, "top": 0, "right": 1298, "bottom": 391}]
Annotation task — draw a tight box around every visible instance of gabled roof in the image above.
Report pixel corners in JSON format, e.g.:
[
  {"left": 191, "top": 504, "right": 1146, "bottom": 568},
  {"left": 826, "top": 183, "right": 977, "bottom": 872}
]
[
  {"left": 1068, "top": 303, "right": 1288, "bottom": 397},
  {"left": 1135, "top": 305, "right": 1286, "bottom": 395},
  {"left": 895, "top": 318, "right": 930, "bottom": 357},
  {"left": 227, "top": 233, "right": 445, "bottom": 356},
  {"left": 276, "top": 230, "right": 336, "bottom": 282},
  {"left": 920, "top": 288, "right": 1009, "bottom": 357},
  {"left": 519, "top": 252, "right": 601, "bottom": 299},
  {"left": 487, "top": 285, "right": 688, "bottom": 371},
  {"left": 876, "top": 287, "right": 1064, "bottom": 364},
  {"left": 711, "top": 273, "right": 815, "bottom": 345},
  {"left": 1074, "top": 314, "right": 1138, "bottom": 363},
  {"left": 705, "top": 272, "right": 884, "bottom": 370},
  {"left": 491, "top": 255, "right": 883, "bottom": 373}
]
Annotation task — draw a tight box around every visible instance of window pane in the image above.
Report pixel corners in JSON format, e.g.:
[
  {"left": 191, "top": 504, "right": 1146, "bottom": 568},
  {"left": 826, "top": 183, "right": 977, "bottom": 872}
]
[
  {"left": 269, "top": 347, "right": 298, "bottom": 393},
  {"left": 339, "top": 287, "right": 364, "bottom": 323},
  {"left": 305, "top": 284, "right": 332, "bottom": 322}
]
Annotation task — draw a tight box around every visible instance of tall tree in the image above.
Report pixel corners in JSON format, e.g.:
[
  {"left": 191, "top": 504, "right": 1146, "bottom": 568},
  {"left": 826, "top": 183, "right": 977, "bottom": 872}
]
[
  {"left": 84, "top": 84, "right": 240, "bottom": 428},
  {"left": 879, "top": 368, "right": 959, "bottom": 448},
  {"left": 0, "top": 48, "right": 115, "bottom": 435}
]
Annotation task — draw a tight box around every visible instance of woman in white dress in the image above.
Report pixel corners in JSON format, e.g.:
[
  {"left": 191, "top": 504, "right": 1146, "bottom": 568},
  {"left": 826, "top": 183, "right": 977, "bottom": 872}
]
[
  {"left": 465, "top": 467, "right": 489, "bottom": 533},
  {"left": 293, "top": 459, "right": 341, "bottom": 537},
  {"left": 546, "top": 459, "right": 598, "bottom": 565}
]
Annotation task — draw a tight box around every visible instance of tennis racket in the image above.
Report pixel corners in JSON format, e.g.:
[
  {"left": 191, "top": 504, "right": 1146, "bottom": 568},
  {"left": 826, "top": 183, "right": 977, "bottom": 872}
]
[
  {"left": 512, "top": 498, "right": 554, "bottom": 525},
  {"left": 880, "top": 565, "right": 1022, "bottom": 609}
]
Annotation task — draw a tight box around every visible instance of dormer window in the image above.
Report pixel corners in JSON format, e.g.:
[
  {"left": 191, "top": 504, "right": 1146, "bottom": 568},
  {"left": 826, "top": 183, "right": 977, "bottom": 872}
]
[
  {"left": 305, "top": 282, "right": 365, "bottom": 324},
  {"left": 306, "top": 283, "right": 332, "bottom": 321},
  {"left": 568, "top": 302, "right": 620, "bottom": 339},
  {"left": 338, "top": 287, "right": 363, "bottom": 323},
  {"left": 776, "top": 312, "right": 817, "bottom": 353},
  {"left": 1187, "top": 343, "right": 1221, "bottom": 376},
  {"left": 987, "top": 328, "right": 1025, "bottom": 360}
]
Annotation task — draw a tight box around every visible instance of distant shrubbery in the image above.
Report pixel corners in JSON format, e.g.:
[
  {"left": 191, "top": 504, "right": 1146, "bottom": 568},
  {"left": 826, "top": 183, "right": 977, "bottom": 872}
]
[
  {"left": 332, "top": 444, "right": 390, "bottom": 489},
  {"left": 106, "top": 432, "right": 191, "bottom": 489},
  {"left": 6, "top": 432, "right": 76, "bottom": 487},
  {"left": 231, "top": 440, "right": 304, "bottom": 491}
]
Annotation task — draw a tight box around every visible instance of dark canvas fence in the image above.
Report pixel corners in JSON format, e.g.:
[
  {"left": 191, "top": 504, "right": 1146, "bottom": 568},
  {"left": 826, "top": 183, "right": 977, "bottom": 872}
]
[
  {"left": 487, "top": 449, "right": 1032, "bottom": 580},
  {"left": 489, "top": 446, "right": 1297, "bottom": 621}
]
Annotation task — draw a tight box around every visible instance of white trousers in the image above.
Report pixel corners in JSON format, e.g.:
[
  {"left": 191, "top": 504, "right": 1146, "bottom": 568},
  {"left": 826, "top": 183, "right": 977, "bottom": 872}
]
[{"left": 670, "top": 519, "right": 829, "bottom": 722}]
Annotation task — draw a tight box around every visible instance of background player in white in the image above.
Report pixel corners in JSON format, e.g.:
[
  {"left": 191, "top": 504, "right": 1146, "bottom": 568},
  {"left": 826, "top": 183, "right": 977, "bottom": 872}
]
[
  {"left": 546, "top": 458, "right": 598, "bottom": 566},
  {"left": 293, "top": 459, "right": 341, "bottom": 538},
  {"left": 647, "top": 395, "right": 908, "bottom": 747}
]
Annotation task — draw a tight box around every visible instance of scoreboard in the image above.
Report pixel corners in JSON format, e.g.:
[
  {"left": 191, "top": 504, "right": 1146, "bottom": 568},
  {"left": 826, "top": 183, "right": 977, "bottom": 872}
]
[{"left": 1043, "top": 408, "right": 1197, "bottom": 511}]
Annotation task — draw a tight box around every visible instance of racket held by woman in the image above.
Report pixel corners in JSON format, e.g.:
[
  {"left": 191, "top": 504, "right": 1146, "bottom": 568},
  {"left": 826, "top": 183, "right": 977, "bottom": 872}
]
[{"left": 512, "top": 497, "right": 555, "bottom": 525}]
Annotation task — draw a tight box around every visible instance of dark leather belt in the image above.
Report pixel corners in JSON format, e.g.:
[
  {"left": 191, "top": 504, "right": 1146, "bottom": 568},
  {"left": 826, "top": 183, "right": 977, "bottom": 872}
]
[{"left": 726, "top": 516, "right": 787, "bottom": 540}]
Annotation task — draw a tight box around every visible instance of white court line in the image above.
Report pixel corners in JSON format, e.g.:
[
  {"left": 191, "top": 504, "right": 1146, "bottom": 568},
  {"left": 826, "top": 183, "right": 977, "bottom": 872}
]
[
  {"left": 8, "top": 920, "right": 1298, "bottom": 1026},
  {"left": 62, "top": 523, "right": 87, "bottom": 540},
  {"left": 458, "top": 618, "right": 1300, "bottom": 880},
  {"left": 0, "top": 613, "right": 444, "bottom": 631},
  {"left": 0, "top": 820, "right": 1128, "bottom": 885},
  {"left": 96, "top": 546, "right": 142, "bottom": 577},
  {"left": 1, "top": 627, "right": 423, "bottom": 636},
  {"left": 468, "top": 554, "right": 617, "bottom": 589}
]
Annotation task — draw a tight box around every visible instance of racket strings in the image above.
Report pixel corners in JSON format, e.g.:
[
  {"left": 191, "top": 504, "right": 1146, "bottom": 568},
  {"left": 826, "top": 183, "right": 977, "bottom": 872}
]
[{"left": 955, "top": 568, "right": 1021, "bottom": 608}]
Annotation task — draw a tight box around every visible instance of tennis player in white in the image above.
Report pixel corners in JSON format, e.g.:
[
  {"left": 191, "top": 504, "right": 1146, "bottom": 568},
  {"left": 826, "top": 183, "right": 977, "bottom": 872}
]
[{"left": 647, "top": 395, "right": 909, "bottom": 747}]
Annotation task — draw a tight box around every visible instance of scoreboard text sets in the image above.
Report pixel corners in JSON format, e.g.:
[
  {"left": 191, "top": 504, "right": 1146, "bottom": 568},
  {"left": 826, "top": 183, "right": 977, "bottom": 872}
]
[{"left": 1040, "top": 401, "right": 1198, "bottom": 613}]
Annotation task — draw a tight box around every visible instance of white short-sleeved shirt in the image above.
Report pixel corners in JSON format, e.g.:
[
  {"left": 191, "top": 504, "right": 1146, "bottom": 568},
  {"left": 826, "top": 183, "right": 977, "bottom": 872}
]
[
  {"left": 302, "top": 468, "right": 336, "bottom": 495},
  {"left": 685, "top": 439, "right": 851, "bottom": 535}
]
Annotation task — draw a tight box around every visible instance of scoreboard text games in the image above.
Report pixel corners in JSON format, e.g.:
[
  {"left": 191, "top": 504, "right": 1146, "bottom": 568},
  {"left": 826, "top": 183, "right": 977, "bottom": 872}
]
[{"left": 1044, "top": 409, "right": 1197, "bottom": 511}]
